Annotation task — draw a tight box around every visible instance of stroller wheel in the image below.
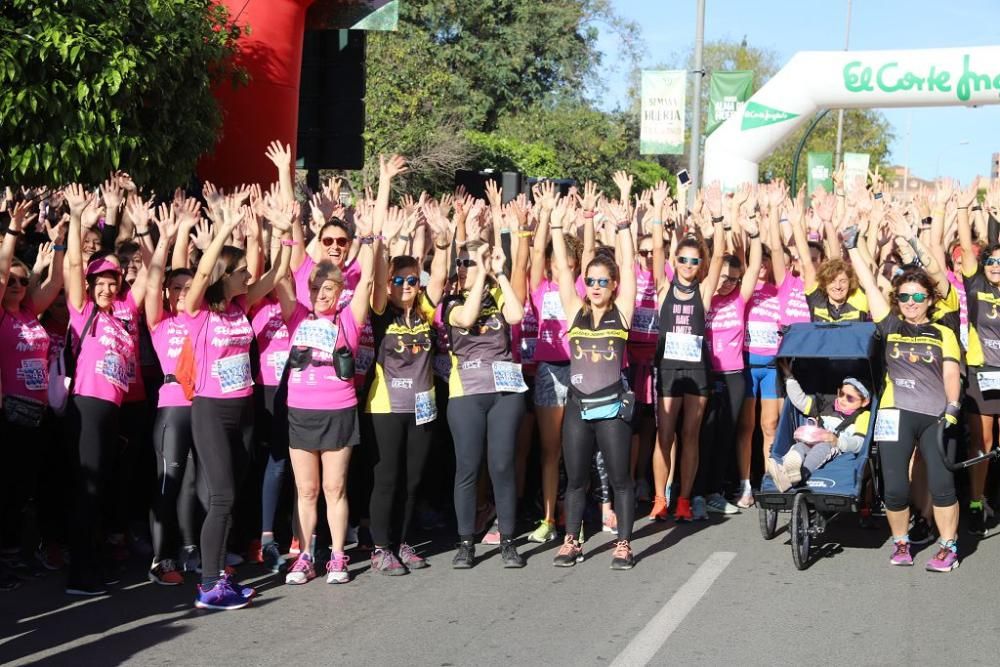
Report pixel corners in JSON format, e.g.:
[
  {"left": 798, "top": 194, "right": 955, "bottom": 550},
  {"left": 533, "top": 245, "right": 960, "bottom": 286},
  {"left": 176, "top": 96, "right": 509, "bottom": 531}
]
[
  {"left": 790, "top": 493, "right": 811, "bottom": 570},
  {"left": 758, "top": 506, "right": 778, "bottom": 540}
]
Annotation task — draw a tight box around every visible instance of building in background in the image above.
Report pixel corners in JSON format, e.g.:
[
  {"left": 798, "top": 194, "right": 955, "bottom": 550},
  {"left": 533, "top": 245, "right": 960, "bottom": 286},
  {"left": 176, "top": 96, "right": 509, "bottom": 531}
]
[
  {"left": 887, "top": 164, "right": 934, "bottom": 192},
  {"left": 992, "top": 152, "right": 999, "bottom": 180}
]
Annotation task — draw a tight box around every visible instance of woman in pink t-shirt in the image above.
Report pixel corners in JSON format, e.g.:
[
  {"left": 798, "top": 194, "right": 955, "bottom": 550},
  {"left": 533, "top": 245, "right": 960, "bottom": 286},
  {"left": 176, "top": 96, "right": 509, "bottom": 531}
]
[
  {"left": 62, "top": 184, "right": 138, "bottom": 596},
  {"left": 184, "top": 195, "right": 293, "bottom": 610}
]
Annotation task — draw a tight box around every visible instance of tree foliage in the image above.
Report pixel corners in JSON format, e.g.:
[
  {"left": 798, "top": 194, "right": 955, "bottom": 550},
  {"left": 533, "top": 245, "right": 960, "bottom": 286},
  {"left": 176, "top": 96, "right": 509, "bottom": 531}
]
[{"left": 0, "top": 0, "right": 244, "bottom": 190}]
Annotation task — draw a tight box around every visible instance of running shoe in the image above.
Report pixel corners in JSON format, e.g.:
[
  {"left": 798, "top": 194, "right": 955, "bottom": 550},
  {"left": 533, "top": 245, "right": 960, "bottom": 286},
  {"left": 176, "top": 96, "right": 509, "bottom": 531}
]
[
  {"left": 195, "top": 577, "right": 249, "bottom": 610},
  {"left": 179, "top": 545, "right": 201, "bottom": 573},
  {"left": 527, "top": 519, "right": 558, "bottom": 543},
  {"left": 148, "top": 559, "right": 184, "bottom": 586},
  {"left": 889, "top": 540, "right": 913, "bottom": 567},
  {"left": 766, "top": 458, "right": 793, "bottom": 493},
  {"left": 326, "top": 553, "right": 350, "bottom": 584},
  {"left": 475, "top": 502, "right": 497, "bottom": 535},
  {"left": 735, "top": 491, "right": 755, "bottom": 509},
  {"left": 285, "top": 553, "right": 316, "bottom": 585},
  {"left": 968, "top": 505, "right": 988, "bottom": 537},
  {"left": 289, "top": 537, "right": 302, "bottom": 557},
  {"left": 691, "top": 496, "right": 709, "bottom": 521},
  {"left": 225, "top": 551, "right": 244, "bottom": 567},
  {"left": 909, "top": 516, "right": 936, "bottom": 546},
  {"left": 482, "top": 519, "right": 501, "bottom": 545},
  {"left": 262, "top": 541, "right": 284, "bottom": 573},
  {"left": 648, "top": 495, "right": 669, "bottom": 521},
  {"left": 705, "top": 493, "right": 740, "bottom": 515},
  {"left": 452, "top": 540, "right": 476, "bottom": 569},
  {"left": 552, "top": 536, "right": 584, "bottom": 567},
  {"left": 246, "top": 539, "right": 263, "bottom": 564},
  {"left": 371, "top": 547, "right": 407, "bottom": 576},
  {"left": 782, "top": 450, "right": 803, "bottom": 485},
  {"left": 35, "top": 543, "right": 66, "bottom": 570},
  {"left": 66, "top": 571, "right": 108, "bottom": 597},
  {"left": 635, "top": 478, "right": 653, "bottom": 503},
  {"left": 610, "top": 540, "right": 634, "bottom": 570},
  {"left": 499, "top": 538, "right": 524, "bottom": 568},
  {"left": 225, "top": 573, "right": 257, "bottom": 599},
  {"left": 674, "top": 497, "right": 693, "bottom": 522},
  {"left": 602, "top": 511, "right": 618, "bottom": 533},
  {"left": 925, "top": 545, "right": 959, "bottom": 573},
  {"left": 398, "top": 543, "right": 428, "bottom": 570}
]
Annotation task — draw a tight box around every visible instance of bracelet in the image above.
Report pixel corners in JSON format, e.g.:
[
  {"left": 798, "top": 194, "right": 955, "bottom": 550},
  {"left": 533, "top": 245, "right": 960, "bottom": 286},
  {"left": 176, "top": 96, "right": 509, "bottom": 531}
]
[
  {"left": 359, "top": 235, "right": 375, "bottom": 245},
  {"left": 836, "top": 192, "right": 846, "bottom": 197},
  {"left": 723, "top": 224, "right": 732, "bottom": 231},
  {"left": 747, "top": 214, "right": 757, "bottom": 220},
  {"left": 711, "top": 216, "right": 724, "bottom": 223},
  {"left": 583, "top": 211, "right": 596, "bottom": 219},
  {"left": 516, "top": 231, "right": 532, "bottom": 238},
  {"left": 280, "top": 238, "right": 296, "bottom": 247},
  {"left": 53, "top": 244, "right": 66, "bottom": 251},
  {"left": 550, "top": 226, "right": 563, "bottom": 230},
  {"left": 495, "top": 272, "right": 507, "bottom": 280},
  {"left": 957, "top": 206, "right": 968, "bottom": 210},
  {"left": 748, "top": 232, "right": 760, "bottom": 240},
  {"left": 873, "top": 192, "right": 883, "bottom": 200},
  {"left": 972, "top": 206, "right": 983, "bottom": 212},
  {"left": 5, "top": 228, "right": 22, "bottom": 236},
  {"left": 435, "top": 242, "right": 451, "bottom": 249},
  {"left": 615, "top": 223, "right": 631, "bottom": 232},
  {"left": 651, "top": 220, "right": 663, "bottom": 226},
  {"left": 135, "top": 229, "right": 150, "bottom": 237},
  {"left": 920, "top": 216, "right": 932, "bottom": 227}
]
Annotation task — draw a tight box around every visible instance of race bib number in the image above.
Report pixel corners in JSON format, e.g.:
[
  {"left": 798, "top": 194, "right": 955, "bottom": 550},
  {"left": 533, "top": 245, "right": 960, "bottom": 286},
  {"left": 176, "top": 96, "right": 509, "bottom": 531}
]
[
  {"left": 978, "top": 371, "right": 1000, "bottom": 392},
  {"left": 520, "top": 337, "right": 538, "bottom": 363},
  {"left": 17, "top": 359, "right": 48, "bottom": 391},
  {"left": 213, "top": 352, "right": 252, "bottom": 394},
  {"left": 415, "top": 388, "right": 437, "bottom": 425},
  {"left": 355, "top": 346, "right": 375, "bottom": 376},
  {"left": 746, "top": 322, "right": 780, "bottom": 349},
  {"left": 492, "top": 361, "right": 528, "bottom": 393},
  {"left": 291, "top": 318, "right": 338, "bottom": 353},
  {"left": 433, "top": 353, "right": 452, "bottom": 380},
  {"left": 631, "top": 307, "right": 658, "bottom": 334},
  {"left": 270, "top": 351, "right": 289, "bottom": 383},
  {"left": 662, "top": 332, "right": 703, "bottom": 363},
  {"left": 873, "top": 408, "right": 900, "bottom": 442},
  {"left": 540, "top": 291, "right": 566, "bottom": 321},
  {"left": 100, "top": 351, "right": 130, "bottom": 391}
]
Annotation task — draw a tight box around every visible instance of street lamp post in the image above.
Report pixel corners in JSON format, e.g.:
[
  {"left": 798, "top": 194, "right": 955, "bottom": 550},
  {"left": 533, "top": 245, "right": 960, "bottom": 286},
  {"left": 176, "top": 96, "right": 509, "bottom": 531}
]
[
  {"left": 833, "top": 0, "right": 853, "bottom": 168},
  {"left": 688, "top": 0, "right": 706, "bottom": 206}
]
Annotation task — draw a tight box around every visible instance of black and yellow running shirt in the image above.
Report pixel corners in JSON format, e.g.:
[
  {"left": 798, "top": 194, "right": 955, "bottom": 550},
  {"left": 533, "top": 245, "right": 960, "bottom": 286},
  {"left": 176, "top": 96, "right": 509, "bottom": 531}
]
[
  {"left": 365, "top": 294, "right": 437, "bottom": 414},
  {"left": 876, "top": 313, "right": 960, "bottom": 416},
  {"left": 805, "top": 285, "right": 869, "bottom": 322},
  {"left": 567, "top": 306, "right": 628, "bottom": 396},
  {"left": 962, "top": 268, "right": 1000, "bottom": 368},
  {"left": 444, "top": 285, "right": 515, "bottom": 397}
]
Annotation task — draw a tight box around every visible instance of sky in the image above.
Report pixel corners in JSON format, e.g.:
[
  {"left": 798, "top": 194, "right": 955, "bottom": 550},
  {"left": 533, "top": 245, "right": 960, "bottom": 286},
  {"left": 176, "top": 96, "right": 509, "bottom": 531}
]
[{"left": 595, "top": 0, "right": 1000, "bottom": 184}]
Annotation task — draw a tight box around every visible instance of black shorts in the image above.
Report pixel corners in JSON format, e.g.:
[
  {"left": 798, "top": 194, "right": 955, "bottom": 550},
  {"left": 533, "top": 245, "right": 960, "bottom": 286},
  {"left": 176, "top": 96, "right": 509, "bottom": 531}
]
[
  {"left": 964, "top": 368, "right": 1000, "bottom": 416},
  {"left": 288, "top": 406, "right": 360, "bottom": 451},
  {"left": 658, "top": 366, "right": 711, "bottom": 398}
]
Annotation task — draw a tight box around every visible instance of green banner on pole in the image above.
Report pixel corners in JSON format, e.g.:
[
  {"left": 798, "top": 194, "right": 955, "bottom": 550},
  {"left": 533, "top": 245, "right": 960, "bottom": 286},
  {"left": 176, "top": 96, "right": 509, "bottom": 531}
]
[
  {"left": 706, "top": 71, "right": 753, "bottom": 135},
  {"left": 807, "top": 152, "right": 834, "bottom": 195},
  {"left": 640, "top": 70, "right": 686, "bottom": 155}
]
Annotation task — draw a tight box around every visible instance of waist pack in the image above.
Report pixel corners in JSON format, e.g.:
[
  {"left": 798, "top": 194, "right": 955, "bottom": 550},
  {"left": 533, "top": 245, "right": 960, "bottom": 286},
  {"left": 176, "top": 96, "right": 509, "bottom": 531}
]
[
  {"left": 4, "top": 395, "right": 46, "bottom": 428},
  {"left": 574, "top": 385, "right": 635, "bottom": 422}
]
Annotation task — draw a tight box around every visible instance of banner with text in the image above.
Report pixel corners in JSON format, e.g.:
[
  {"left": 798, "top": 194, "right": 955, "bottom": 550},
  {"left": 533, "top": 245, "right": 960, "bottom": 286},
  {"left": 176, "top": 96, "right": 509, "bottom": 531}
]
[
  {"left": 843, "top": 152, "right": 871, "bottom": 193},
  {"left": 640, "top": 70, "right": 686, "bottom": 155},
  {"left": 806, "top": 152, "right": 834, "bottom": 195},
  {"left": 706, "top": 71, "right": 753, "bottom": 135}
]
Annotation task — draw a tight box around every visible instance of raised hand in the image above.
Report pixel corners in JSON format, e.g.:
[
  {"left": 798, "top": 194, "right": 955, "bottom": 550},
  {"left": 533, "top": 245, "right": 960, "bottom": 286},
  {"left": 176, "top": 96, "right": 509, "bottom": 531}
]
[
  {"left": 81, "top": 197, "right": 103, "bottom": 230},
  {"left": 153, "top": 203, "right": 180, "bottom": 241},
  {"left": 934, "top": 177, "right": 955, "bottom": 208},
  {"left": 9, "top": 199, "right": 37, "bottom": 232},
  {"left": 485, "top": 179, "right": 503, "bottom": 210},
  {"left": 382, "top": 206, "right": 407, "bottom": 241},
  {"left": 703, "top": 181, "right": 723, "bottom": 219},
  {"left": 379, "top": 154, "right": 409, "bottom": 181},
  {"left": 33, "top": 242, "right": 54, "bottom": 272},
  {"left": 536, "top": 180, "right": 558, "bottom": 211},
  {"left": 191, "top": 218, "right": 213, "bottom": 251},
  {"left": 100, "top": 174, "right": 125, "bottom": 213},
  {"left": 612, "top": 170, "right": 634, "bottom": 202},
  {"left": 490, "top": 246, "right": 506, "bottom": 275},
  {"left": 45, "top": 213, "right": 69, "bottom": 244},
  {"left": 581, "top": 181, "right": 601, "bottom": 211},
  {"left": 64, "top": 184, "right": 90, "bottom": 217},
  {"left": 265, "top": 140, "right": 293, "bottom": 171},
  {"left": 125, "top": 195, "right": 152, "bottom": 233},
  {"left": 956, "top": 181, "right": 979, "bottom": 209},
  {"left": 175, "top": 197, "right": 202, "bottom": 229}
]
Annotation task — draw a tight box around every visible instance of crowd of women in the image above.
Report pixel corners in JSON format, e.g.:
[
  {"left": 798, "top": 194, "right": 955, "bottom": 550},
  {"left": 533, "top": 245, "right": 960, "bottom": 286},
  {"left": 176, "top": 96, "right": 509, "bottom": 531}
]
[{"left": 2, "top": 142, "right": 999, "bottom": 609}]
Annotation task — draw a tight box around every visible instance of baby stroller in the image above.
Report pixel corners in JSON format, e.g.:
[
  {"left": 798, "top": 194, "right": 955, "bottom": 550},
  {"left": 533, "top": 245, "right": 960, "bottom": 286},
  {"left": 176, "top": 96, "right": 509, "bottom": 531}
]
[{"left": 757, "top": 322, "right": 882, "bottom": 570}]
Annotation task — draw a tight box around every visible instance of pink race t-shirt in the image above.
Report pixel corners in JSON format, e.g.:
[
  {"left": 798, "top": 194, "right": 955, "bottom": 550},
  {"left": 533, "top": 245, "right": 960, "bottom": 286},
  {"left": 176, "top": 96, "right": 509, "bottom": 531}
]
[
  {"left": 531, "top": 277, "right": 585, "bottom": 363},
  {"left": 744, "top": 280, "right": 783, "bottom": 356},
  {"left": 705, "top": 290, "right": 746, "bottom": 372},
  {"left": 183, "top": 297, "right": 255, "bottom": 400},
  {"left": 630, "top": 264, "right": 660, "bottom": 344},
  {"left": 251, "top": 296, "right": 291, "bottom": 387},
  {"left": 781, "top": 275, "right": 811, "bottom": 325},
  {"left": 947, "top": 270, "right": 969, "bottom": 350},
  {"left": 0, "top": 307, "right": 50, "bottom": 402},
  {"left": 149, "top": 313, "right": 192, "bottom": 408},
  {"left": 285, "top": 304, "right": 359, "bottom": 410},
  {"left": 114, "top": 290, "right": 146, "bottom": 402},
  {"left": 69, "top": 300, "right": 136, "bottom": 405}
]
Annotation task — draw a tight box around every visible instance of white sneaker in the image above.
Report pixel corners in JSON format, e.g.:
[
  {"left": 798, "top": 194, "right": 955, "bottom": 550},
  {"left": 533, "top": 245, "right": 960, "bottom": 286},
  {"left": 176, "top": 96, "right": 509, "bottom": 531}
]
[
  {"left": 736, "top": 491, "right": 755, "bottom": 509},
  {"left": 783, "top": 451, "right": 803, "bottom": 485},
  {"left": 691, "top": 496, "right": 709, "bottom": 521},
  {"left": 705, "top": 493, "right": 740, "bottom": 515}
]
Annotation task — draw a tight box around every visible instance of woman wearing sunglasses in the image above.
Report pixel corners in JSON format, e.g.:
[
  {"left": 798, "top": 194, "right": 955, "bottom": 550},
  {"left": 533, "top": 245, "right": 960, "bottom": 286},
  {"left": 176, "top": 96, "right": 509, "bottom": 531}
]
[
  {"left": 0, "top": 200, "right": 64, "bottom": 585},
  {"left": 649, "top": 186, "right": 726, "bottom": 523},
  {"left": 548, "top": 196, "right": 638, "bottom": 568},
  {"left": 846, "top": 231, "right": 961, "bottom": 572},
  {"left": 444, "top": 238, "right": 526, "bottom": 569}
]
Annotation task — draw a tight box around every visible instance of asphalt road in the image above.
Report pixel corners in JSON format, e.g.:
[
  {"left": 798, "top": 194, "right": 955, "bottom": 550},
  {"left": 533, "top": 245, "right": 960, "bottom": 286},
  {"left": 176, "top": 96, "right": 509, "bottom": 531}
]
[{"left": 2, "top": 506, "right": 998, "bottom": 666}]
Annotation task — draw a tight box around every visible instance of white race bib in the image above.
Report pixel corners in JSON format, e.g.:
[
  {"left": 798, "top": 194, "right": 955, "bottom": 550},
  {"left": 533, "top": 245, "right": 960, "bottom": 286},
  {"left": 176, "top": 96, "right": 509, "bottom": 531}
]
[
  {"left": 433, "top": 353, "right": 452, "bottom": 380},
  {"left": 746, "top": 321, "right": 779, "bottom": 349},
  {"left": 978, "top": 371, "right": 1000, "bottom": 392},
  {"left": 270, "top": 350, "right": 289, "bottom": 383},
  {"left": 662, "top": 332, "right": 703, "bottom": 363},
  {"left": 873, "top": 408, "right": 900, "bottom": 442},
  {"left": 291, "top": 318, "right": 338, "bottom": 353},
  {"left": 100, "top": 351, "right": 130, "bottom": 391},
  {"left": 631, "top": 307, "right": 658, "bottom": 334},
  {"left": 492, "top": 361, "right": 528, "bottom": 393},
  {"left": 213, "top": 352, "right": 252, "bottom": 394},
  {"left": 540, "top": 290, "right": 566, "bottom": 321},
  {"left": 415, "top": 388, "right": 437, "bottom": 425},
  {"left": 355, "top": 346, "right": 375, "bottom": 376},
  {"left": 18, "top": 359, "right": 48, "bottom": 391}
]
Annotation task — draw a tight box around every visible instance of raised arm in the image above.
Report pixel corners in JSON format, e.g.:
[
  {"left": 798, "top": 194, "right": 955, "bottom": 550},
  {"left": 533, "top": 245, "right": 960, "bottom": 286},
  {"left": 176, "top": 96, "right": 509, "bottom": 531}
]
[
  {"left": 145, "top": 204, "right": 179, "bottom": 330},
  {"left": 247, "top": 204, "right": 294, "bottom": 308},
  {"left": 448, "top": 244, "right": 491, "bottom": 329},
  {"left": 956, "top": 184, "right": 980, "bottom": 278},
  {"left": 788, "top": 187, "right": 816, "bottom": 290},
  {"left": 185, "top": 197, "right": 242, "bottom": 316},
  {"left": 123, "top": 196, "right": 153, "bottom": 309},
  {"left": 424, "top": 198, "right": 455, "bottom": 307},
  {"left": 530, "top": 181, "right": 557, "bottom": 291},
  {"left": 491, "top": 245, "right": 522, "bottom": 326},
  {"left": 550, "top": 199, "right": 585, "bottom": 325},
  {"left": 0, "top": 200, "right": 36, "bottom": 304},
  {"left": 846, "top": 236, "right": 890, "bottom": 322},
  {"left": 614, "top": 204, "right": 637, "bottom": 326},
  {"left": 580, "top": 181, "right": 600, "bottom": 271},
  {"left": 63, "top": 184, "right": 91, "bottom": 311},
  {"left": 740, "top": 213, "right": 763, "bottom": 302},
  {"left": 26, "top": 213, "right": 67, "bottom": 315}
]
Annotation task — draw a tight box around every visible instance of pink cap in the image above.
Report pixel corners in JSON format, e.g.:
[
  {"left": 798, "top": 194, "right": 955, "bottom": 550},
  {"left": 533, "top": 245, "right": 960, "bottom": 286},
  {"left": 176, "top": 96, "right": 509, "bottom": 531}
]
[{"left": 86, "top": 258, "right": 121, "bottom": 277}]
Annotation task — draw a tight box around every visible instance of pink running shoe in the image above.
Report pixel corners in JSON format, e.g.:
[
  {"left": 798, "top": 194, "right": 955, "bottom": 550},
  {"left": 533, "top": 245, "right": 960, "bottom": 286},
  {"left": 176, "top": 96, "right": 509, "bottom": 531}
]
[
  {"left": 925, "top": 545, "right": 959, "bottom": 572},
  {"left": 889, "top": 540, "right": 913, "bottom": 566},
  {"left": 285, "top": 553, "right": 316, "bottom": 585}
]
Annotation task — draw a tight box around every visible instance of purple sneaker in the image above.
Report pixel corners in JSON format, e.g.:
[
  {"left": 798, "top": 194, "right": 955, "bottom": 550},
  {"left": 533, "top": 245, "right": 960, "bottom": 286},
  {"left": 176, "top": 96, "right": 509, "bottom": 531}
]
[
  {"left": 398, "top": 543, "right": 428, "bottom": 570},
  {"left": 195, "top": 577, "right": 249, "bottom": 610},
  {"left": 223, "top": 573, "right": 256, "bottom": 599},
  {"left": 925, "top": 545, "right": 959, "bottom": 572},
  {"left": 889, "top": 540, "right": 913, "bottom": 566},
  {"left": 285, "top": 553, "right": 316, "bottom": 585},
  {"left": 371, "top": 547, "right": 407, "bottom": 576}
]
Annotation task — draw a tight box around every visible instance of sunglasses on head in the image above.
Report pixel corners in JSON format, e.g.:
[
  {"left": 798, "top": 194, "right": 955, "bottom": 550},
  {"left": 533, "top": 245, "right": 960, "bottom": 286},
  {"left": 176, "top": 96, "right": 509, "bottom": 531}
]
[
  {"left": 391, "top": 275, "right": 419, "bottom": 287},
  {"left": 456, "top": 258, "right": 476, "bottom": 268},
  {"left": 11, "top": 276, "right": 29, "bottom": 287},
  {"left": 897, "top": 292, "right": 928, "bottom": 303},
  {"left": 985, "top": 257, "right": 1000, "bottom": 267},
  {"left": 837, "top": 389, "right": 861, "bottom": 404},
  {"left": 321, "top": 236, "right": 350, "bottom": 248},
  {"left": 677, "top": 256, "right": 701, "bottom": 266},
  {"left": 585, "top": 277, "right": 610, "bottom": 288}
]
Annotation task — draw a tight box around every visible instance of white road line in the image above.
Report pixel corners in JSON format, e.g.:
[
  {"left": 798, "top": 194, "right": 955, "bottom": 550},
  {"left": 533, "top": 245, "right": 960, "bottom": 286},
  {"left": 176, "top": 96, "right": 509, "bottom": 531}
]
[{"left": 610, "top": 551, "right": 736, "bottom": 667}]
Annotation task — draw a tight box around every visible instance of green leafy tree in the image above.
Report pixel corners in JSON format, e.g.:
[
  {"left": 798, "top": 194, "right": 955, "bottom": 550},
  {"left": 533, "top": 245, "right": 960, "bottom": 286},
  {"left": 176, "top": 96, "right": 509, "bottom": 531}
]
[{"left": 0, "top": 0, "right": 245, "bottom": 190}]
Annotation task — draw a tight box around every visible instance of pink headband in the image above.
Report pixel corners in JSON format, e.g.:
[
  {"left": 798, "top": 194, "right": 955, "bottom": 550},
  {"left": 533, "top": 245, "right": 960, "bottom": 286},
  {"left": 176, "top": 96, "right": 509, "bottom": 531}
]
[{"left": 86, "top": 258, "right": 121, "bottom": 277}]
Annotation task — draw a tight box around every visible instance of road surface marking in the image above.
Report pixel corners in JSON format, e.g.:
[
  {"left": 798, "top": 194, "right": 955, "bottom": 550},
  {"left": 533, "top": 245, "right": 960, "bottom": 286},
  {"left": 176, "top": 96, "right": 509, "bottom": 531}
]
[{"left": 610, "top": 551, "right": 736, "bottom": 667}]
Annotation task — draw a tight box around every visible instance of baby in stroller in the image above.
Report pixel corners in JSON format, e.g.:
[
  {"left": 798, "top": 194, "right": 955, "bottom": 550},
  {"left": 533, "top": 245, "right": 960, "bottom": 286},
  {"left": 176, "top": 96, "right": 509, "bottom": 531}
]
[{"left": 767, "top": 362, "right": 872, "bottom": 492}]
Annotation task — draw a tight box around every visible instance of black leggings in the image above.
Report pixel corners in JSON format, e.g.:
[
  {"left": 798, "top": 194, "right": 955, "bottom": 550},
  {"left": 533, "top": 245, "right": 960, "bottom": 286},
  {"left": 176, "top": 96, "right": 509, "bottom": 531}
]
[
  {"left": 191, "top": 395, "right": 254, "bottom": 585},
  {"left": 150, "top": 406, "right": 205, "bottom": 561},
  {"left": 695, "top": 371, "right": 745, "bottom": 496},
  {"left": 562, "top": 399, "right": 635, "bottom": 541},
  {"left": 448, "top": 392, "right": 525, "bottom": 538},
  {"left": 68, "top": 395, "right": 120, "bottom": 577},
  {"left": 879, "top": 408, "right": 957, "bottom": 512},
  {"left": 369, "top": 412, "right": 434, "bottom": 547},
  {"left": 0, "top": 419, "right": 40, "bottom": 550}
]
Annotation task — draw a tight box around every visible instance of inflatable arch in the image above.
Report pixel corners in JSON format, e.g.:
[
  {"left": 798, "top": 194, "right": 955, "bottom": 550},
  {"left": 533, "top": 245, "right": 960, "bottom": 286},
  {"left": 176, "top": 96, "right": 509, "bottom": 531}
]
[{"left": 703, "top": 46, "right": 1000, "bottom": 189}]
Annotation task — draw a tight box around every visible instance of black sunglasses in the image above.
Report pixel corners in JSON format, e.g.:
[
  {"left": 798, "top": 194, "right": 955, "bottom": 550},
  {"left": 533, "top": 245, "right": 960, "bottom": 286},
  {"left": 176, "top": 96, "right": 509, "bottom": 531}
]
[
  {"left": 585, "top": 277, "right": 610, "bottom": 288},
  {"left": 456, "top": 259, "right": 476, "bottom": 268},
  {"left": 392, "top": 275, "right": 419, "bottom": 287},
  {"left": 638, "top": 250, "right": 653, "bottom": 258},
  {"left": 11, "top": 276, "right": 29, "bottom": 287}
]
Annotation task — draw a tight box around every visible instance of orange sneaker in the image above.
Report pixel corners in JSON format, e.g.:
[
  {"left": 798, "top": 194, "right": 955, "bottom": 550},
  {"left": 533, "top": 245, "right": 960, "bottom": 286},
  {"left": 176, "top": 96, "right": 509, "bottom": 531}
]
[
  {"left": 674, "top": 497, "right": 693, "bottom": 522},
  {"left": 289, "top": 537, "right": 302, "bottom": 557},
  {"left": 246, "top": 539, "right": 263, "bottom": 564},
  {"left": 648, "top": 495, "right": 669, "bottom": 521}
]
